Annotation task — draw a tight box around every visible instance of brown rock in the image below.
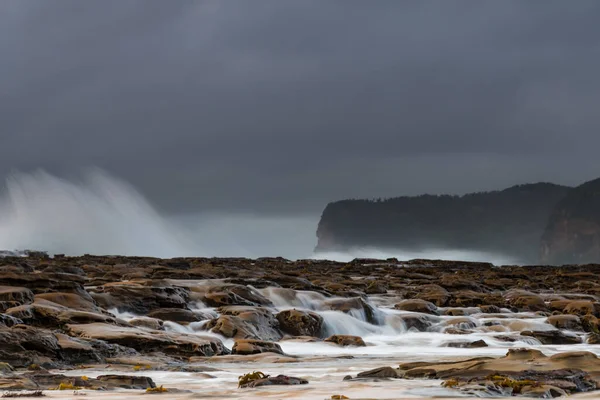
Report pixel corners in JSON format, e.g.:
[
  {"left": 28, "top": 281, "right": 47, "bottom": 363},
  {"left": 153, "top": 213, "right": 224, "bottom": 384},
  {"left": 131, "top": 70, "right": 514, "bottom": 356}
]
[
  {"left": 323, "top": 297, "right": 381, "bottom": 324},
  {"left": 276, "top": 309, "right": 323, "bottom": 337},
  {"left": 96, "top": 374, "right": 156, "bottom": 389},
  {"left": 356, "top": 366, "right": 399, "bottom": 379},
  {"left": 0, "top": 286, "right": 34, "bottom": 305},
  {"left": 505, "top": 290, "right": 547, "bottom": 312},
  {"left": 239, "top": 374, "right": 308, "bottom": 388},
  {"left": 203, "top": 284, "right": 272, "bottom": 307},
  {"left": 394, "top": 299, "right": 438, "bottom": 315},
  {"left": 582, "top": 315, "right": 600, "bottom": 333},
  {"left": 35, "top": 292, "right": 101, "bottom": 313},
  {"left": 5, "top": 301, "right": 124, "bottom": 329},
  {"left": 232, "top": 339, "right": 284, "bottom": 355},
  {"left": 398, "top": 313, "right": 438, "bottom": 331},
  {"left": 412, "top": 284, "right": 450, "bottom": 306},
  {"left": 547, "top": 314, "right": 582, "bottom": 331},
  {"left": 0, "top": 272, "right": 89, "bottom": 299},
  {"left": 479, "top": 305, "right": 502, "bottom": 313},
  {"left": 206, "top": 306, "right": 282, "bottom": 341},
  {"left": 129, "top": 316, "right": 164, "bottom": 330},
  {"left": 444, "top": 339, "right": 488, "bottom": 348},
  {"left": 147, "top": 308, "right": 204, "bottom": 323},
  {"left": 91, "top": 281, "right": 190, "bottom": 314},
  {"left": 67, "top": 322, "right": 228, "bottom": 357},
  {"left": 324, "top": 335, "right": 366, "bottom": 347},
  {"left": 521, "top": 330, "right": 582, "bottom": 345},
  {"left": 563, "top": 300, "right": 600, "bottom": 317}
]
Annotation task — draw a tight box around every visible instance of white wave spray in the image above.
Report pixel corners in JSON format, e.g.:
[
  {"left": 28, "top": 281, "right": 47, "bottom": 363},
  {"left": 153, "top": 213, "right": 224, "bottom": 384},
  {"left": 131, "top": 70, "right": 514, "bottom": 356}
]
[
  {"left": 0, "top": 168, "right": 519, "bottom": 264},
  {"left": 0, "top": 169, "right": 195, "bottom": 257}
]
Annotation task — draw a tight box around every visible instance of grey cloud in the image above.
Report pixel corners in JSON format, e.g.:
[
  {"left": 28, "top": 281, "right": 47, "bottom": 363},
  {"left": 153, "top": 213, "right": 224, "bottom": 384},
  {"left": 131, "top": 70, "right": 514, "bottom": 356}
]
[{"left": 1, "top": 0, "right": 599, "bottom": 214}]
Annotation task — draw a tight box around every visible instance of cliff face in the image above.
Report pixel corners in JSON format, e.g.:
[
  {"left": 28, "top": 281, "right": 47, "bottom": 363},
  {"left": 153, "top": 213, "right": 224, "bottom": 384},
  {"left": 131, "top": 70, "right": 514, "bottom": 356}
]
[
  {"left": 541, "top": 178, "right": 600, "bottom": 265},
  {"left": 316, "top": 183, "right": 572, "bottom": 263}
]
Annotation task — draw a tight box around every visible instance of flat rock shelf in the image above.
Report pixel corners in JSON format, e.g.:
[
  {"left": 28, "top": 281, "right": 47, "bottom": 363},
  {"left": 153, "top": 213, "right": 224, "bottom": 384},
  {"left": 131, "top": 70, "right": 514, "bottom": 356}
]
[{"left": 0, "top": 254, "right": 599, "bottom": 399}]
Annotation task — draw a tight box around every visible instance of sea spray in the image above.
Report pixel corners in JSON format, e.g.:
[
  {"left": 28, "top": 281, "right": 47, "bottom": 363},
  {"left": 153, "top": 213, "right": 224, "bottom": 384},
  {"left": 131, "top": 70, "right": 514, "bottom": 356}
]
[{"left": 0, "top": 169, "right": 195, "bottom": 257}]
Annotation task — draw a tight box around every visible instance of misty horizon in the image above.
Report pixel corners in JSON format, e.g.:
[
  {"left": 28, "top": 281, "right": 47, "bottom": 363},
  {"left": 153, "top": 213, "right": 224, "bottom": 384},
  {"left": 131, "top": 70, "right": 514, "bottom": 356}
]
[{"left": 0, "top": 168, "right": 523, "bottom": 264}]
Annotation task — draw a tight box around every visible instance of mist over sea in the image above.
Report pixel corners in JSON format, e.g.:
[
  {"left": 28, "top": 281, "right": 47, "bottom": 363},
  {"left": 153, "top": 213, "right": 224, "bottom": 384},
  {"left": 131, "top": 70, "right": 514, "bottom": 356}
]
[{"left": 0, "top": 169, "right": 518, "bottom": 264}]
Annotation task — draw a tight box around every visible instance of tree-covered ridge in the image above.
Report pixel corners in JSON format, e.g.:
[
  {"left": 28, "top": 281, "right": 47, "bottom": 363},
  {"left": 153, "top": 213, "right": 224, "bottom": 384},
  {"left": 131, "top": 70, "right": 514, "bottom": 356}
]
[{"left": 317, "top": 182, "right": 572, "bottom": 263}]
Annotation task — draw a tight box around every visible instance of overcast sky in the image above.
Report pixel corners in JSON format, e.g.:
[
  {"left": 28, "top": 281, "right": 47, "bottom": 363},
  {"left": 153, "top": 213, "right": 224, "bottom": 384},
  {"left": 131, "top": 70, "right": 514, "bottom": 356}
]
[{"left": 1, "top": 0, "right": 600, "bottom": 215}]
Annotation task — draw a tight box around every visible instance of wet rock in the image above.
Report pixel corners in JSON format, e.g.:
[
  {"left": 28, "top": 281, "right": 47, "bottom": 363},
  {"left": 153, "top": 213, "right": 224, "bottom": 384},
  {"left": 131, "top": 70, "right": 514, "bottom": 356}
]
[
  {"left": 587, "top": 333, "right": 600, "bottom": 344},
  {"left": 5, "top": 301, "right": 124, "bottom": 329},
  {"left": 443, "top": 308, "right": 467, "bottom": 316},
  {"left": 34, "top": 292, "right": 101, "bottom": 313},
  {"left": 394, "top": 299, "right": 438, "bottom": 315},
  {"left": 520, "top": 385, "right": 567, "bottom": 398},
  {"left": 0, "top": 376, "right": 39, "bottom": 390},
  {"left": 444, "top": 327, "right": 473, "bottom": 335},
  {"left": 563, "top": 300, "right": 600, "bottom": 317},
  {"left": 398, "top": 313, "right": 437, "bottom": 331},
  {"left": 39, "top": 264, "right": 86, "bottom": 276},
  {"left": 0, "top": 272, "right": 89, "bottom": 299},
  {"left": 356, "top": 366, "right": 399, "bottom": 379},
  {"left": 276, "top": 309, "right": 323, "bottom": 337},
  {"left": 411, "top": 284, "right": 450, "bottom": 306},
  {"left": 54, "top": 333, "right": 104, "bottom": 364},
  {"left": 444, "top": 339, "right": 488, "bottom": 348},
  {"left": 206, "top": 306, "right": 282, "bottom": 341},
  {"left": 324, "top": 335, "right": 366, "bottom": 347},
  {"left": 582, "top": 315, "right": 600, "bottom": 333},
  {"left": 0, "top": 286, "right": 34, "bottom": 305},
  {"left": 364, "top": 280, "right": 387, "bottom": 294},
  {"left": 439, "top": 275, "right": 488, "bottom": 292},
  {"left": 479, "top": 305, "right": 502, "bottom": 313},
  {"left": 147, "top": 308, "right": 204, "bottom": 324},
  {"left": 505, "top": 290, "right": 547, "bottom": 312},
  {"left": 451, "top": 291, "right": 503, "bottom": 308},
  {"left": 129, "top": 316, "right": 164, "bottom": 330},
  {"left": 0, "top": 325, "right": 61, "bottom": 367},
  {"left": 91, "top": 281, "right": 190, "bottom": 314},
  {"left": 96, "top": 374, "right": 156, "bottom": 389},
  {"left": 67, "top": 322, "right": 228, "bottom": 357},
  {"left": 232, "top": 339, "right": 284, "bottom": 355},
  {"left": 521, "top": 330, "right": 582, "bottom": 345},
  {"left": 440, "top": 316, "right": 479, "bottom": 330},
  {"left": 239, "top": 374, "right": 308, "bottom": 388},
  {"left": 547, "top": 314, "right": 583, "bottom": 330},
  {"left": 203, "top": 285, "right": 272, "bottom": 307},
  {"left": 0, "top": 314, "right": 23, "bottom": 327},
  {"left": 323, "top": 297, "right": 381, "bottom": 325}
]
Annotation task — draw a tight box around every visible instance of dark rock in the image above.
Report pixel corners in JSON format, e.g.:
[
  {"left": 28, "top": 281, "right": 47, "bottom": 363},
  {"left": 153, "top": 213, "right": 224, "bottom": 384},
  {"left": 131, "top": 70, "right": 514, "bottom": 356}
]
[
  {"left": 67, "top": 323, "right": 229, "bottom": 357},
  {"left": 394, "top": 299, "right": 438, "bottom": 315},
  {"left": 147, "top": 308, "right": 204, "bottom": 323},
  {"left": 96, "top": 374, "right": 156, "bottom": 389},
  {"left": 521, "top": 330, "right": 582, "bottom": 345},
  {"left": 206, "top": 306, "right": 282, "bottom": 341},
  {"left": 203, "top": 285, "right": 272, "bottom": 307},
  {"left": 324, "top": 335, "right": 366, "bottom": 347},
  {"left": 232, "top": 339, "right": 284, "bottom": 355},
  {"left": 444, "top": 339, "right": 488, "bottom": 348},
  {"left": 323, "top": 297, "right": 381, "bottom": 325},
  {"left": 90, "top": 281, "right": 190, "bottom": 314},
  {"left": 240, "top": 374, "right": 308, "bottom": 388},
  {"left": 356, "top": 366, "right": 399, "bottom": 379}
]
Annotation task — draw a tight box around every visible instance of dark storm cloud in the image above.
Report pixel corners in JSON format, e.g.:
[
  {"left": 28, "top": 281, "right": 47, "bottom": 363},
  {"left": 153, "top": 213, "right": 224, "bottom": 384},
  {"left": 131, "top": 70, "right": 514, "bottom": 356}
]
[{"left": 1, "top": 0, "right": 600, "bottom": 214}]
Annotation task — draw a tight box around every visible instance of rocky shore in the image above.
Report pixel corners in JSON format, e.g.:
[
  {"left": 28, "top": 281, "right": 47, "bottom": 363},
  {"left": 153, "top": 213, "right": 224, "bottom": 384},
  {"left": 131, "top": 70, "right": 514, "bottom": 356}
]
[{"left": 1, "top": 254, "right": 600, "bottom": 398}]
